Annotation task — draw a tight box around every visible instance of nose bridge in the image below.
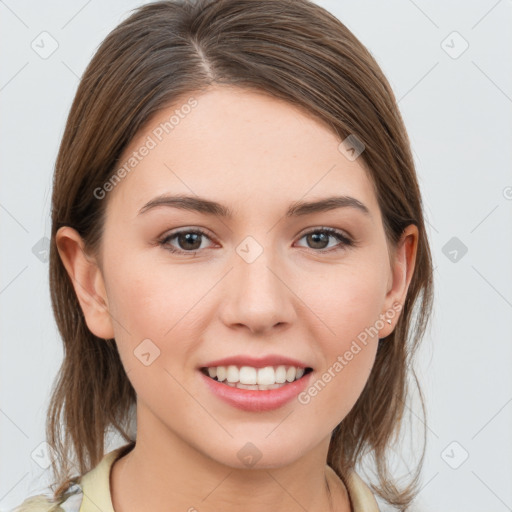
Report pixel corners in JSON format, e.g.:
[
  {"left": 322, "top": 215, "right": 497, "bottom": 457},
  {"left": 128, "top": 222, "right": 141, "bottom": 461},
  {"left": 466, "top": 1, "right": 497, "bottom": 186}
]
[
  {"left": 238, "top": 245, "right": 279, "bottom": 298},
  {"left": 220, "top": 235, "right": 294, "bottom": 332}
]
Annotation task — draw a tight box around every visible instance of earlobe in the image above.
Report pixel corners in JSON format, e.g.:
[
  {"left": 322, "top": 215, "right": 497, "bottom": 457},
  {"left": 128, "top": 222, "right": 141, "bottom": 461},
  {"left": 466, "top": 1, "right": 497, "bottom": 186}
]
[
  {"left": 379, "top": 224, "right": 419, "bottom": 338},
  {"left": 56, "top": 226, "right": 115, "bottom": 339}
]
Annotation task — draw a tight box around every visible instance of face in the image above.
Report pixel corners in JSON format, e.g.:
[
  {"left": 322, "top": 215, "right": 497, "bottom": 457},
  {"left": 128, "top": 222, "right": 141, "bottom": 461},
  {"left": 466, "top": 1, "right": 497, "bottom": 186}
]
[{"left": 64, "top": 85, "right": 413, "bottom": 470}]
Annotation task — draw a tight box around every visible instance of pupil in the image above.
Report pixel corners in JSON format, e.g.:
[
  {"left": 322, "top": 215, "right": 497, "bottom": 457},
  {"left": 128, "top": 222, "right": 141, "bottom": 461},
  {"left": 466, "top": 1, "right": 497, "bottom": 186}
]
[
  {"left": 309, "top": 232, "right": 328, "bottom": 249},
  {"left": 180, "top": 233, "right": 201, "bottom": 250}
]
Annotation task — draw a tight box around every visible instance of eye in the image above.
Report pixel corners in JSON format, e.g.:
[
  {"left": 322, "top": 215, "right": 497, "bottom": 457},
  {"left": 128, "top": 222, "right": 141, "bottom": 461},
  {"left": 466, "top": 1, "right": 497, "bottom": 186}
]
[
  {"left": 295, "top": 227, "right": 354, "bottom": 253},
  {"left": 158, "top": 227, "right": 354, "bottom": 256},
  {"left": 159, "top": 228, "right": 214, "bottom": 255}
]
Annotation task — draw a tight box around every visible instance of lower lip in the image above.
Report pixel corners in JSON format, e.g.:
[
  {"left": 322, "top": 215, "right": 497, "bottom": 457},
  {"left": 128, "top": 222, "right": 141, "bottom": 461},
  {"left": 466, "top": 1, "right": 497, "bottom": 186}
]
[{"left": 199, "top": 370, "right": 313, "bottom": 412}]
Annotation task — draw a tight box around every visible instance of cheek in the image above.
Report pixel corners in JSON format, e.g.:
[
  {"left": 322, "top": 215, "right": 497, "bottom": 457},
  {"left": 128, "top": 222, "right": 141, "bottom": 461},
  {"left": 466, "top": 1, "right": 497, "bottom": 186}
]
[
  {"left": 295, "top": 259, "right": 386, "bottom": 419},
  {"left": 299, "top": 305, "right": 379, "bottom": 430},
  {"left": 102, "top": 256, "right": 207, "bottom": 406},
  {"left": 102, "top": 246, "right": 230, "bottom": 380},
  {"left": 299, "top": 257, "right": 388, "bottom": 347},
  {"left": 103, "top": 250, "right": 200, "bottom": 354}
]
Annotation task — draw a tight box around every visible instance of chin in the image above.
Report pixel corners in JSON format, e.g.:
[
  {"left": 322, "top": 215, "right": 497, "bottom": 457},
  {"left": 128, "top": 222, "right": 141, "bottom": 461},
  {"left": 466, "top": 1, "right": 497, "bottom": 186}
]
[{"left": 195, "top": 428, "right": 321, "bottom": 471}]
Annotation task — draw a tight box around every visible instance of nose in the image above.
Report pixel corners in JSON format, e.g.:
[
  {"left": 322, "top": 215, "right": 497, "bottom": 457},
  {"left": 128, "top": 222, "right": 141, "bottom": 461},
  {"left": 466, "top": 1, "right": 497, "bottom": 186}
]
[{"left": 218, "top": 248, "right": 296, "bottom": 335}]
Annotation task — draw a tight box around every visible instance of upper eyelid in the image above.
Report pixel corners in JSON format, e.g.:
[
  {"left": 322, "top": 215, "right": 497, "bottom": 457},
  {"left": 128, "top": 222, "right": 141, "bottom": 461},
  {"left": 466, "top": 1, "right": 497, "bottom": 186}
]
[
  {"left": 160, "top": 226, "right": 352, "bottom": 248},
  {"left": 160, "top": 226, "right": 350, "bottom": 238},
  {"left": 160, "top": 227, "right": 216, "bottom": 243}
]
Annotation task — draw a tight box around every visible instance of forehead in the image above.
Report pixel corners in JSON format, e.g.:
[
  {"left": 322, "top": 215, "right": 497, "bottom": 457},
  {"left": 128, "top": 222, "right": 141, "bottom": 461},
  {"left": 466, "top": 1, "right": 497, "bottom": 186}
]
[{"left": 107, "top": 85, "right": 380, "bottom": 222}]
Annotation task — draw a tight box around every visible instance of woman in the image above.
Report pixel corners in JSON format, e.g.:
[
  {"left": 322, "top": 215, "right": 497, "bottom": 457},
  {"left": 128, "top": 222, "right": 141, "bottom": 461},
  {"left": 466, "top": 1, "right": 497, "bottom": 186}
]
[{"left": 14, "top": 0, "right": 433, "bottom": 510}]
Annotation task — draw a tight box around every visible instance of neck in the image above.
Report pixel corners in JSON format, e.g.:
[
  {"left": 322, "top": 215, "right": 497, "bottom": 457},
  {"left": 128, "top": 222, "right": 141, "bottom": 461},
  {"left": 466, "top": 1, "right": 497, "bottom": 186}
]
[{"left": 110, "top": 414, "right": 351, "bottom": 512}]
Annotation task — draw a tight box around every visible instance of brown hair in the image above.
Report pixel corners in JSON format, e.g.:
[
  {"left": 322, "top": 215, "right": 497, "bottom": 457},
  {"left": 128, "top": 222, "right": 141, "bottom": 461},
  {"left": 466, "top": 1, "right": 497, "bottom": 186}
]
[{"left": 46, "top": 0, "right": 433, "bottom": 508}]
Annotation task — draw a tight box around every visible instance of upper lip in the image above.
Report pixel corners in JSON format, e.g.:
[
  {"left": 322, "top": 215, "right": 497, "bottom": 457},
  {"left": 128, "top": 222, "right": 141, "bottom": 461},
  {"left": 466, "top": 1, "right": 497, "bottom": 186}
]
[{"left": 200, "top": 355, "right": 311, "bottom": 369}]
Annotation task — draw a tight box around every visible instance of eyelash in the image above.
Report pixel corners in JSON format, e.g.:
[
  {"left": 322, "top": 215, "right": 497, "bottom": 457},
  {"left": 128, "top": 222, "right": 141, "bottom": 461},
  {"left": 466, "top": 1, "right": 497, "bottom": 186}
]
[{"left": 158, "top": 227, "right": 355, "bottom": 255}]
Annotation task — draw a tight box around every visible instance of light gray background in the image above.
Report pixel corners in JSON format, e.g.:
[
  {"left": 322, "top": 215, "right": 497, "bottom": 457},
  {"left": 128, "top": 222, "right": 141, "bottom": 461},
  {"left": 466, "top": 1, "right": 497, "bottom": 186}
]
[{"left": 1, "top": 1, "right": 511, "bottom": 511}]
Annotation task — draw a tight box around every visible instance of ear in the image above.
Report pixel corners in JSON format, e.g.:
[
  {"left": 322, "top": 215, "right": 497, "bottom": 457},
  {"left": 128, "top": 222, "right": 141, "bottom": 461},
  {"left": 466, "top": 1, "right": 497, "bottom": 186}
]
[
  {"left": 56, "top": 226, "right": 115, "bottom": 339},
  {"left": 378, "top": 224, "right": 419, "bottom": 339}
]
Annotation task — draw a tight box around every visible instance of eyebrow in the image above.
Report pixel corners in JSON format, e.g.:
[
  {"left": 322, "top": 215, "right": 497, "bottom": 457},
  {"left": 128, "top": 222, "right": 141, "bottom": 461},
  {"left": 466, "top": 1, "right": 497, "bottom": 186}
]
[{"left": 138, "top": 194, "right": 371, "bottom": 218}]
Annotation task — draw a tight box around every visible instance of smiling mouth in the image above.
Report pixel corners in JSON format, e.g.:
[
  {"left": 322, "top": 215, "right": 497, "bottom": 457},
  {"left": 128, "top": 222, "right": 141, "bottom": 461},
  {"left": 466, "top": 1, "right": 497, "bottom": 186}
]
[{"left": 200, "top": 365, "right": 313, "bottom": 391}]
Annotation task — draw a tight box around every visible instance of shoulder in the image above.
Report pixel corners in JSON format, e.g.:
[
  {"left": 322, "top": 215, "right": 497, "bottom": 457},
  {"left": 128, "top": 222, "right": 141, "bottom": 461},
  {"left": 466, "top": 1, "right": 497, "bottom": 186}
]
[
  {"left": 344, "top": 470, "right": 381, "bottom": 512},
  {"left": 326, "top": 465, "right": 380, "bottom": 512},
  {"left": 11, "top": 443, "right": 133, "bottom": 512},
  {"left": 9, "top": 483, "right": 83, "bottom": 512}
]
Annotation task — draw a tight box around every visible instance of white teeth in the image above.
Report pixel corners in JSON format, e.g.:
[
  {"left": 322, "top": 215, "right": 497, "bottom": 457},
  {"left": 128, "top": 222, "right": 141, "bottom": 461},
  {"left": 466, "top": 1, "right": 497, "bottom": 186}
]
[
  {"left": 239, "top": 366, "right": 257, "bottom": 385},
  {"left": 286, "top": 367, "right": 297, "bottom": 382},
  {"left": 216, "top": 366, "right": 227, "bottom": 382},
  {"left": 275, "top": 365, "right": 287, "bottom": 383},
  {"left": 226, "top": 365, "right": 239, "bottom": 383},
  {"left": 204, "top": 364, "right": 308, "bottom": 387},
  {"left": 257, "top": 366, "right": 275, "bottom": 386}
]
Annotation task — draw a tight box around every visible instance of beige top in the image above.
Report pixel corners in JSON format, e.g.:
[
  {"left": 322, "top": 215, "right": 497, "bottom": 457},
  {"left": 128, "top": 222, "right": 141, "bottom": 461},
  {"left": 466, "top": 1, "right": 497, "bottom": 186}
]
[{"left": 13, "top": 445, "right": 380, "bottom": 511}]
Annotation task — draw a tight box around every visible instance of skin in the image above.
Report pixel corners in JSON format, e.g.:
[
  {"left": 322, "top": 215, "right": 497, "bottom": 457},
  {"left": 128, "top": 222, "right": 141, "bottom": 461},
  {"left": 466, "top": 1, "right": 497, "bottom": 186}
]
[{"left": 57, "top": 85, "right": 418, "bottom": 512}]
